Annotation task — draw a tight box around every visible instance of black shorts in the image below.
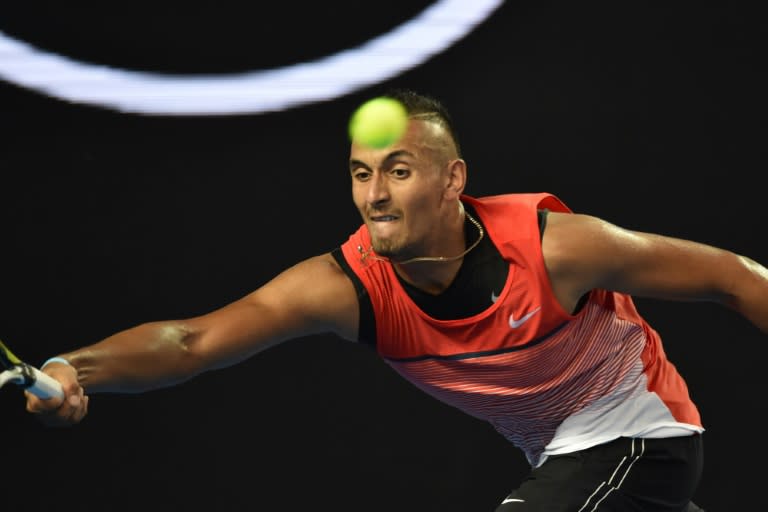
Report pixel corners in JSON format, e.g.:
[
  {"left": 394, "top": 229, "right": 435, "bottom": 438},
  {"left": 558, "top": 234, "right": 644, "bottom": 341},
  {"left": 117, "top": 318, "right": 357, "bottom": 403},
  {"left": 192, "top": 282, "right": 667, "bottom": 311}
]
[{"left": 495, "top": 434, "right": 704, "bottom": 511}]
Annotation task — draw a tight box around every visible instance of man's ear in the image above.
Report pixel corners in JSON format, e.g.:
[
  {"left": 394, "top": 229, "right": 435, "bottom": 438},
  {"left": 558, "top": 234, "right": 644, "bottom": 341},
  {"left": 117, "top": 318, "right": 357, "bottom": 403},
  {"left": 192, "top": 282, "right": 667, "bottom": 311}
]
[{"left": 444, "top": 158, "right": 467, "bottom": 201}]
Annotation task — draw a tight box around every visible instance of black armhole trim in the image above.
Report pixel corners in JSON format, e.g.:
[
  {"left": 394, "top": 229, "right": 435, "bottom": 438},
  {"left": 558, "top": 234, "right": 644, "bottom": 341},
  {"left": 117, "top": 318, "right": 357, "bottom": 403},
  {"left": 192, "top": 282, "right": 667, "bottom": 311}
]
[
  {"left": 330, "top": 248, "right": 377, "bottom": 348},
  {"left": 538, "top": 208, "right": 549, "bottom": 239},
  {"left": 538, "top": 208, "right": 589, "bottom": 314}
]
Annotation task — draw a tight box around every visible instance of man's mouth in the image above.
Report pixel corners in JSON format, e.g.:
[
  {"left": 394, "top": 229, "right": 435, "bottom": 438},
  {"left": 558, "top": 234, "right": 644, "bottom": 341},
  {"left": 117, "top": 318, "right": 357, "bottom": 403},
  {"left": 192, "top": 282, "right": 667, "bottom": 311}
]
[{"left": 370, "top": 215, "right": 398, "bottom": 222}]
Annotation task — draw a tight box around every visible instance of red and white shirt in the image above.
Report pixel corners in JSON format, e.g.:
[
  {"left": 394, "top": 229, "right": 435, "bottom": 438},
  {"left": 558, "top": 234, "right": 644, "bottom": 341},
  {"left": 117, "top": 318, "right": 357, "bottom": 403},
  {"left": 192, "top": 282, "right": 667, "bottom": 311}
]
[{"left": 339, "top": 193, "right": 703, "bottom": 467}]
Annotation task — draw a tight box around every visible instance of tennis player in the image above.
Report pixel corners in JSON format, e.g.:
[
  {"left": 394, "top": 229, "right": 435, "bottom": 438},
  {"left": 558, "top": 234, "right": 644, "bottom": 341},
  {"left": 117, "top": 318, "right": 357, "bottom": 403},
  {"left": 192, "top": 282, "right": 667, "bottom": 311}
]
[{"left": 27, "top": 89, "right": 767, "bottom": 511}]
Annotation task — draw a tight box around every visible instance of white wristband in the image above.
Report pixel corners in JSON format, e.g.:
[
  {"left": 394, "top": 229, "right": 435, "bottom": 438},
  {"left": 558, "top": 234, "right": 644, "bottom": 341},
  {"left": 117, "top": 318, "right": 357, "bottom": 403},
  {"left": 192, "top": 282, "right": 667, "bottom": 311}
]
[{"left": 41, "top": 356, "right": 71, "bottom": 369}]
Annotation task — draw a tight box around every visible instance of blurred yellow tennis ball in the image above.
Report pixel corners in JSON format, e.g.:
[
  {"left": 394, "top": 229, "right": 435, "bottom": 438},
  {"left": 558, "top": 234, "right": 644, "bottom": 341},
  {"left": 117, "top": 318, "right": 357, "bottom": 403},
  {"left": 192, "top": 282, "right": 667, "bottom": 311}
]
[{"left": 348, "top": 97, "right": 408, "bottom": 148}]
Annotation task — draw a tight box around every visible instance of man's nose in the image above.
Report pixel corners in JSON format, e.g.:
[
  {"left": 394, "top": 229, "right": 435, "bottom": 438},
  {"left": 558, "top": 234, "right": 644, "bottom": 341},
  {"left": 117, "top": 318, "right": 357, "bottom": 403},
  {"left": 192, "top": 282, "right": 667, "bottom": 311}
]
[{"left": 367, "top": 173, "right": 390, "bottom": 205}]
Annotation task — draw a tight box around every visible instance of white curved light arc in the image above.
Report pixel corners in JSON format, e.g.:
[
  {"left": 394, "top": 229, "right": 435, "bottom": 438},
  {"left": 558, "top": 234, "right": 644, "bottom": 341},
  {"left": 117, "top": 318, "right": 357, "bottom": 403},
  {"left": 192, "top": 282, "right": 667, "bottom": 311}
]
[{"left": 0, "top": 0, "right": 504, "bottom": 115}]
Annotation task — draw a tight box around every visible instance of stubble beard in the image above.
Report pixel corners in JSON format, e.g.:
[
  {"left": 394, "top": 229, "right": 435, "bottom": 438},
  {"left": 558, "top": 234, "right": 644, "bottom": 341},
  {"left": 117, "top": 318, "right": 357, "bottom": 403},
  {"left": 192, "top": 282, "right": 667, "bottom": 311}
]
[
  {"left": 371, "top": 233, "right": 418, "bottom": 262},
  {"left": 371, "top": 236, "right": 399, "bottom": 259}
]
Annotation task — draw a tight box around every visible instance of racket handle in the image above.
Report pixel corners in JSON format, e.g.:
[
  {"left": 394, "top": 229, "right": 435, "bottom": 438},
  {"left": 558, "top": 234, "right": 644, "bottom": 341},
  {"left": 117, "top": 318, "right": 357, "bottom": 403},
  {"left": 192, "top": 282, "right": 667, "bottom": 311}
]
[{"left": 26, "top": 365, "right": 64, "bottom": 400}]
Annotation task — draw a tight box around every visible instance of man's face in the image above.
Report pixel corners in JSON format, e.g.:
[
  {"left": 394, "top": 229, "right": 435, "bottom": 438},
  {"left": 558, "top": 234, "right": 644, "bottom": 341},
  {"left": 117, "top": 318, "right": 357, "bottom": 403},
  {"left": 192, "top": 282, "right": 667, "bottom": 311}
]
[{"left": 348, "top": 119, "right": 457, "bottom": 262}]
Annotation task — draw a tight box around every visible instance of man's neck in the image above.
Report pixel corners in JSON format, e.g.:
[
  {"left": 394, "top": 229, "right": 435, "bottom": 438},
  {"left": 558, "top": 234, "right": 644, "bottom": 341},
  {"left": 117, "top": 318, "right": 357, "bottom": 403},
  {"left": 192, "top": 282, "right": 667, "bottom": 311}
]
[{"left": 393, "top": 257, "right": 465, "bottom": 296}]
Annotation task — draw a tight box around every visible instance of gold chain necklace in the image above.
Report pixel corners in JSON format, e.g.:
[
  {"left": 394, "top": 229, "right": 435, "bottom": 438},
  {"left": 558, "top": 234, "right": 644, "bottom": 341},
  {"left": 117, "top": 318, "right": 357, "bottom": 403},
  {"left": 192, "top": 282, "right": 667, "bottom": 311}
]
[{"left": 358, "top": 207, "right": 485, "bottom": 265}]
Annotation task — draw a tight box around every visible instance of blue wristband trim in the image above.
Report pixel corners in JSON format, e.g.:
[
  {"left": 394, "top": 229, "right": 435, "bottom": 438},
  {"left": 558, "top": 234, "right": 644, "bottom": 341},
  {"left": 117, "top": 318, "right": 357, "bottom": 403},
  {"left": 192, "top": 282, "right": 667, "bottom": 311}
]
[{"left": 41, "top": 356, "right": 71, "bottom": 369}]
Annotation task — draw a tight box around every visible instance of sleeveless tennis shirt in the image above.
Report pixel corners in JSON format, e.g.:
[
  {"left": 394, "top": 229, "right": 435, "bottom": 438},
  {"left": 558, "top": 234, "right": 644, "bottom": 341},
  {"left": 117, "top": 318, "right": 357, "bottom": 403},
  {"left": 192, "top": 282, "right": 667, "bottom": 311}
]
[{"left": 338, "top": 192, "right": 703, "bottom": 467}]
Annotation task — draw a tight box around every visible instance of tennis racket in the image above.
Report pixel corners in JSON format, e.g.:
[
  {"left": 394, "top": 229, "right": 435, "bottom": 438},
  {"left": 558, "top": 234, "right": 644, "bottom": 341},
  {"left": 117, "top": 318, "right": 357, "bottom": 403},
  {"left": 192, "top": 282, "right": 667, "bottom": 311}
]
[{"left": 0, "top": 338, "right": 63, "bottom": 399}]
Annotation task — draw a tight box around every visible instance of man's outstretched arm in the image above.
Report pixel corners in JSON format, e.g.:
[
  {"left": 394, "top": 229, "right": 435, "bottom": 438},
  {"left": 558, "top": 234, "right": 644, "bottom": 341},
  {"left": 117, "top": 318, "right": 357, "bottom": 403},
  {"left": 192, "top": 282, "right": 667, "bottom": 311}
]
[{"left": 25, "top": 252, "right": 361, "bottom": 425}]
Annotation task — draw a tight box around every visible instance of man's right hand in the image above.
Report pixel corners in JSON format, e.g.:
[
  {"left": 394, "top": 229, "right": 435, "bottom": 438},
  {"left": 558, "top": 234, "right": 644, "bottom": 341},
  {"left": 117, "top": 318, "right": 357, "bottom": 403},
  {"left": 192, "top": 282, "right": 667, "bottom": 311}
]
[{"left": 25, "top": 362, "right": 89, "bottom": 427}]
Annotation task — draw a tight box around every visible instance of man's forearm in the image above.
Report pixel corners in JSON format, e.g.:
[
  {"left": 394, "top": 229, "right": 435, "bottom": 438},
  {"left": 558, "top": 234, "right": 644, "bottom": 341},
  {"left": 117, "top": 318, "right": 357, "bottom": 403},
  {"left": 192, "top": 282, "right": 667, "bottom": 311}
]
[{"left": 58, "top": 321, "right": 203, "bottom": 393}]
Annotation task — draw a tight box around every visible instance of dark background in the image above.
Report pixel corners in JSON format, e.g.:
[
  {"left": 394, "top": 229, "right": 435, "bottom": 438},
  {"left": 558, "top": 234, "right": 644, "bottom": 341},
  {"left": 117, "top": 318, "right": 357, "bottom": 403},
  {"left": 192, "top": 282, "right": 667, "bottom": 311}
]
[{"left": 1, "top": 2, "right": 764, "bottom": 510}]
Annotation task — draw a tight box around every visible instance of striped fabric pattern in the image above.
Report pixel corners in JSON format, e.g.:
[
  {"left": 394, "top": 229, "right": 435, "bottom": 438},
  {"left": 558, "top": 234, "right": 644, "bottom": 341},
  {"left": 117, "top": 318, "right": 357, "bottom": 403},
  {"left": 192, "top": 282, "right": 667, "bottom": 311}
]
[{"left": 386, "top": 301, "right": 648, "bottom": 465}]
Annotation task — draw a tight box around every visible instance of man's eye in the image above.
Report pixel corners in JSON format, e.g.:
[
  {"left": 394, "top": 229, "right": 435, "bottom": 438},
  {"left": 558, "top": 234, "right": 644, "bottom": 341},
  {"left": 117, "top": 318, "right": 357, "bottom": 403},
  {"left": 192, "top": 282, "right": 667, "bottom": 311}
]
[
  {"left": 353, "top": 170, "right": 371, "bottom": 180},
  {"left": 392, "top": 168, "right": 410, "bottom": 178}
]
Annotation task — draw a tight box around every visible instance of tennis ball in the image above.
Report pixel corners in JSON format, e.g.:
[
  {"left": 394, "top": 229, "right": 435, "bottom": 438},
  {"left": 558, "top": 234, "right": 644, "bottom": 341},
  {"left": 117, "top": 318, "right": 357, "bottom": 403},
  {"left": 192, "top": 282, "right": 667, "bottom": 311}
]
[{"left": 348, "top": 97, "right": 408, "bottom": 148}]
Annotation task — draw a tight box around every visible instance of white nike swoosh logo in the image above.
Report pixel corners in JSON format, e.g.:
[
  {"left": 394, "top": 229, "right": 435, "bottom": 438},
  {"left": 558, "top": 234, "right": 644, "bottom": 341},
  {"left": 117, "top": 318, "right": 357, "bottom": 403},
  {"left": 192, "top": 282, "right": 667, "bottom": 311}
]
[
  {"left": 508, "top": 306, "right": 541, "bottom": 328},
  {"left": 491, "top": 291, "right": 500, "bottom": 303},
  {"left": 501, "top": 497, "right": 525, "bottom": 504}
]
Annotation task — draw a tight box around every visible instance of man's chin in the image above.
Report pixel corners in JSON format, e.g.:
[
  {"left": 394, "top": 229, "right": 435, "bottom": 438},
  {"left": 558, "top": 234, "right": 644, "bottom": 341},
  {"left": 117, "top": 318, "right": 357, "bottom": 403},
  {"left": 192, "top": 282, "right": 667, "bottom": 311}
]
[
  {"left": 373, "top": 246, "right": 417, "bottom": 263},
  {"left": 371, "top": 242, "right": 398, "bottom": 260},
  {"left": 371, "top": 237, "right": 414, "bottom": 261},
  {"left": 372, "top": 247, "right": 395, "bottom": 259}
]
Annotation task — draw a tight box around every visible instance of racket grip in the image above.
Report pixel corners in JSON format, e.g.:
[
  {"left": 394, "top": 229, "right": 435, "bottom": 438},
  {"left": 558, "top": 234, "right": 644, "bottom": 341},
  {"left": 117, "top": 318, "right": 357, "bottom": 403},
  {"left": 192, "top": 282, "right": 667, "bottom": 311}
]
[{"left": 27, "top": 365, "right": 64, "bottom": 400}]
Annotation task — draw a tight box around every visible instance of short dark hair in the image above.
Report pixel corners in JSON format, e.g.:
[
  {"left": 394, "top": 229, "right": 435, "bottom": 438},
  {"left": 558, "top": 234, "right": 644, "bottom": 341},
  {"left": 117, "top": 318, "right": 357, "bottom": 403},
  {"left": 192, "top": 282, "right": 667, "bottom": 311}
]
[{"left": 383, "top": 88, "right": 462, "bottom": 158}]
